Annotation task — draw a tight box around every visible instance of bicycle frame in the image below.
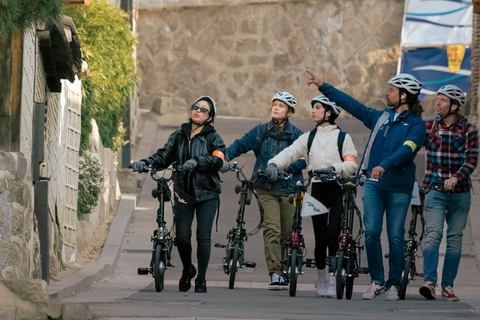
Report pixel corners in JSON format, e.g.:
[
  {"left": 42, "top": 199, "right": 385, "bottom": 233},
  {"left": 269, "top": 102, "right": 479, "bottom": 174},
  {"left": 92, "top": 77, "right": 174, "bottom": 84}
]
[
  {"left": 334, "top": 171, "right": 368, "bottom": 300},
  {"left": 216, "top": 162, "right": 262, "bottom": 289},
  {"left": 137, "top": 167, "right": 176, "bottom": 293},
  {"left": 400, "top": 182, "right": 442, "bottom": 300},
  {"left": 284, "top": 174, "right": 313, "bottom": 297}
]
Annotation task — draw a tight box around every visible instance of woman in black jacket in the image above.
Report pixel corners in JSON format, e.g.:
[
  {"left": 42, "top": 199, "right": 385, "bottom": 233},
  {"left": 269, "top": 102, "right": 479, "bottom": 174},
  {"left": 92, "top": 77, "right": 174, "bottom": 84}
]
[{"left": 131, "top": 96, "right": 226, "bottom": 293}]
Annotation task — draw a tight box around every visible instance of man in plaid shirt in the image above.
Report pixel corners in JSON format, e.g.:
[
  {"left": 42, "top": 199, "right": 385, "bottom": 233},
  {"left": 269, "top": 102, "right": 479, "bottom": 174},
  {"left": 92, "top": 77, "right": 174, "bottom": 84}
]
[{"left": 420, "top": 85, "right": 479, "bottom": 302}]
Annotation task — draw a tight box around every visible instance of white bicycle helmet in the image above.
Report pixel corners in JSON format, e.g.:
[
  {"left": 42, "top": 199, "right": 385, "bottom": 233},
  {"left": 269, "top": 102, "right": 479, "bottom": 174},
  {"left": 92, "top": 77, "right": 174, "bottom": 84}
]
[
  {"left": 272, "top": 92, "right": 297, "bottom": 113},
  {"left": 437, "top": 85, "right": 466, "bottom": 106},
  {"left": 388, "top": 73, "right": 423, "bottom": 95},
  {"left": 193, "top": 96, "right": 217, "bottom": 116},
  {"left": 311, "top": 95, "right": 341, "bottom": 115}
]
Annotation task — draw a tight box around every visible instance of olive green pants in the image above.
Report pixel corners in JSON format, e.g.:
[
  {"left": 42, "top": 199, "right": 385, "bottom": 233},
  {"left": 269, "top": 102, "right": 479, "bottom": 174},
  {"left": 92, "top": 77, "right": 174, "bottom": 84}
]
[{"left": 257, "top": 192, "right": 294, "bottom": 277}]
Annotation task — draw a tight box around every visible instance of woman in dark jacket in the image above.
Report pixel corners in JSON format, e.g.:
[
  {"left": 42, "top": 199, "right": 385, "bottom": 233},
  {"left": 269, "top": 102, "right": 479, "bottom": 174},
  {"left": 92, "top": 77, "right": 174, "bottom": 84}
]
[
  {"left": 131, "top": 96, "right": 226, "bottom": 293},
  {"left": 220, "top": 92, "right": 306, "bottom": 290}
]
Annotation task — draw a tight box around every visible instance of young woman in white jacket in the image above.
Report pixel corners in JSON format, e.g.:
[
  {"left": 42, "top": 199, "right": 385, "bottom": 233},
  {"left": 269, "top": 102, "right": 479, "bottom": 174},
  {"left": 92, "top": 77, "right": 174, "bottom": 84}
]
[{"left": 265, "top": 95, "right": 358, "bottom": 298}]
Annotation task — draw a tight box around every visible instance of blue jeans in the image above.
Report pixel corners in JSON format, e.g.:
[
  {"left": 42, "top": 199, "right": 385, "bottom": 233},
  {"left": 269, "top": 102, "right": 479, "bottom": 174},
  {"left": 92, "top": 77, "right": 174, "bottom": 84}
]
[
  {"left": 362, "top": 181, "right": 411, "bottom": 289},
  {"left": 423, "top": 190, "right": 471, "bottom": 288}
]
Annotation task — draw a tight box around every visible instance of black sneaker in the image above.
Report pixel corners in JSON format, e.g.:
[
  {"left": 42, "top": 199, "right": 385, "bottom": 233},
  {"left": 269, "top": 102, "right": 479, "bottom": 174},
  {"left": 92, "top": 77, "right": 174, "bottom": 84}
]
[
  {"left": 179, "top": 265, "right": 197, "bottom": 292},
  {"left": 195, "top": 277, "right": 207, "bottom": 293}
]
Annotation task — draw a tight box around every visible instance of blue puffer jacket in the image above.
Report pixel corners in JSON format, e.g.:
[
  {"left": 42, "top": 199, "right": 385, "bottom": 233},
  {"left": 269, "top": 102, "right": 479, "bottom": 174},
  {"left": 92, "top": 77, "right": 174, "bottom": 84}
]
[
  {"left": 320, "top": 83, "right": 425, "bottom": 194},
  {"left": 226, "top": 120, "right": 306, "bottom": 195}
]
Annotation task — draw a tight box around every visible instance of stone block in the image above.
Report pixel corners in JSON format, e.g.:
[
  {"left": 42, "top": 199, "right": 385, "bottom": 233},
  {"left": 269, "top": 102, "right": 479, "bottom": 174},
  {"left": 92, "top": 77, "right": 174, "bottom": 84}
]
[
  {"left": 248, "top": 55, "right": 268, "bottom": 66},
  {"left": 235, "top": 38, "right": 257, "bottom": 53},
  {"left": 0, "top": 151, "right": 16, "bottom": 172},
  {"left": 38, "top": 303, "right": 62, "bottom": 319},
  {"left": 273, "top": 53, "right": 289, "bottom": 69},
  {"left": 227, "top": 56, "right": 244, "bottom": 68},
  {"left": 1, "top": 279, "right": 49, "bottom": 304},
  {"left": 219, "top": 18, "right": 237, "bottom": 36},
  {"left": 15, "top": 153, "right": 28, "bottom": 180},
  {"left": 62, "top": 303, "right": 94, "bottom": 320},
  {"left": 240, "top": 19, "right": 257, "bottom": 33}
]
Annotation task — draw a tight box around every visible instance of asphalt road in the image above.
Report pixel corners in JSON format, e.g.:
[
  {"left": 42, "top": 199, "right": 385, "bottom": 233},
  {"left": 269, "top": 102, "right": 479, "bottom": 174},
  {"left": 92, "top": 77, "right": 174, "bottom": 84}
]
[{"left": 62, "top": 116, "right": 480, "bottom": 319}]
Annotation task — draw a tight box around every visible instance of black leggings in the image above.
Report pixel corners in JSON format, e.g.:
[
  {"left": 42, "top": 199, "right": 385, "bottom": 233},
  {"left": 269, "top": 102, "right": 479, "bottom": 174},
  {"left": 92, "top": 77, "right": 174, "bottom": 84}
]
[
  {"left": 175, "top": 198, "right": 218, "bottom": 279},
  {"left": 311, "top": 181, "right": 343, "bottom": 270}
]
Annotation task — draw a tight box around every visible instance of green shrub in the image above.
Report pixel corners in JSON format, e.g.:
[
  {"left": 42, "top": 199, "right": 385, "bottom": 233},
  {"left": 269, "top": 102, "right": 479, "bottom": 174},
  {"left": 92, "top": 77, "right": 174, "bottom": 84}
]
[
  {"left": 0, "top": 0, "right": 64, "bottom": 38},
  {"left": 78, "top": 152, "right": 104, "bottom": 216},
  {"left": 64, "top": 0, "right": 138, "bottom": 153}
]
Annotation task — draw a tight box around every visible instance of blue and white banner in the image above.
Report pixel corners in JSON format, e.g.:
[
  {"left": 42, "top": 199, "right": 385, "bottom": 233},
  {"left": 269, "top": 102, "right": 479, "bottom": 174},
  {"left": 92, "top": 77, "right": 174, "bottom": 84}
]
[
  {"left": 401, "top": 0, "right": 472, "bottom": 48},
  {"left": 400, "top": 47, "right": 471, "bottom": 99}
]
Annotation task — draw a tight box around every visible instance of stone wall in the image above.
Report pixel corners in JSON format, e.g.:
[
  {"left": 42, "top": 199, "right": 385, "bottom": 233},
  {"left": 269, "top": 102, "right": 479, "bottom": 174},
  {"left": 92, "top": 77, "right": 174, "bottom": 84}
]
[
  {"left": 0, "top": 151, "right": 40, "bottom": 279},
  {"left": 137, "top": 0, "right": 404, "bottom": 119}
]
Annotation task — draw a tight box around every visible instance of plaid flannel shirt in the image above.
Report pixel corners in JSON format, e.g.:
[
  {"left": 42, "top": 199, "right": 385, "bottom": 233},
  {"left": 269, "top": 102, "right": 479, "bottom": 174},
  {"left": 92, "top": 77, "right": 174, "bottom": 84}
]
[{"left": 424, "top": 115, "right": 479, "bottom": 193}]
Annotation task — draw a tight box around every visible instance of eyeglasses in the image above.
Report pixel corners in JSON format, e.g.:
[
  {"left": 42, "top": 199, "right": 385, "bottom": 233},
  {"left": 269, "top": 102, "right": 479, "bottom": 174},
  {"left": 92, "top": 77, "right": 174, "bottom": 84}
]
[{"left": 191, "top": 105, "right": 209, "bottom": 113}]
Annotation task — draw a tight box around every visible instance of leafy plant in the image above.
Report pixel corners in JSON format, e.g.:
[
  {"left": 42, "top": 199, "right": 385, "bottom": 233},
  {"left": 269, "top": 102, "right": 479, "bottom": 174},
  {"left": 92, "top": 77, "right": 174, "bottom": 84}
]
[
  {"left": 77, "top": 152, "right": 104, "bottom": 216},
  {"left": 64, "top": 0, "right": 138, "bottom": 153},
  {"left": 0, "top": 0, "right": 64, "bottom": 38}
]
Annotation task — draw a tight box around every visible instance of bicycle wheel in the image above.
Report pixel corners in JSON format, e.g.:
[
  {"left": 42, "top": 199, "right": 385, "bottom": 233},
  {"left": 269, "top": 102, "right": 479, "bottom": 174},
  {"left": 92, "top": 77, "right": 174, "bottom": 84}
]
[
  {"left": 229, "top": 243, "right": 240, "bottom": 289},
  {"left": 289, "top": 248, "right": 298, "bottom": 297},
  {"left": 154, "top": 243, "right": 165, "bottom": 292},
  {"left": 345, "top": 251, "right": 355, "bottom": 300},
  {"left": 336, "top": 250, "right": 346, "bottom": 299},
  {"left": 399, "top": 254, "right": 412, "bottom": 300}
]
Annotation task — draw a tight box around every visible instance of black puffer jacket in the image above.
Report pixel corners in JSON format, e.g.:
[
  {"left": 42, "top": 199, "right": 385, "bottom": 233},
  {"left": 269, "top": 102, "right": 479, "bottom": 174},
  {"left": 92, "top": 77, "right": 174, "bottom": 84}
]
[{"left": 143, "top": 123, "right": 226, "bottom": 202}]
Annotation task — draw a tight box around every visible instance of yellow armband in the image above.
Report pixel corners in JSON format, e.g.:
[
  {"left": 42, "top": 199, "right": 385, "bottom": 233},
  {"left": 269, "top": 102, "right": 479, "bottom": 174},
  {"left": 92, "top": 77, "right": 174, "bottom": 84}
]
[{"left": 403, "top": 140, "right": 417, "bottom": 152}]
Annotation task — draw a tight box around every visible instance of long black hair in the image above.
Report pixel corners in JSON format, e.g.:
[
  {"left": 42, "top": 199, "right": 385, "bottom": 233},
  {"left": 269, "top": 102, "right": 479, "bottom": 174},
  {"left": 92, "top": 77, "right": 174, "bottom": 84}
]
[{"left": 402, "top": 89, "right": 424, "bottom": 118}]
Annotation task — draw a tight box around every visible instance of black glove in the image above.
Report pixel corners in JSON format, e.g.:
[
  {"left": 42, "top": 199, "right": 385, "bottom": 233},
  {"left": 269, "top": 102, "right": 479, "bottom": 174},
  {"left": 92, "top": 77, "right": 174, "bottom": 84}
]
[
  {"left": 265, "top": 163, "right": 279, "bottom": 181},
  {"left": 219, "top": 160, "right": 230, "bottom": 173},
  {"left": 182, "top": 159, "right": 198, "bottom": 171},
  {"left": 130, "top": 160, "right": 148, "bottom": 173},
  {"left": 326, "top": 166, "right": 335, "bottom": 173}
]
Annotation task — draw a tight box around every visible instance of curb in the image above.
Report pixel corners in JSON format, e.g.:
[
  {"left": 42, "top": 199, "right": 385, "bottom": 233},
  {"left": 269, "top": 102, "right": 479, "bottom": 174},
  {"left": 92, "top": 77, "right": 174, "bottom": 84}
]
[{"left": 48, "top": 195, "right": 136, "bottom": 302}]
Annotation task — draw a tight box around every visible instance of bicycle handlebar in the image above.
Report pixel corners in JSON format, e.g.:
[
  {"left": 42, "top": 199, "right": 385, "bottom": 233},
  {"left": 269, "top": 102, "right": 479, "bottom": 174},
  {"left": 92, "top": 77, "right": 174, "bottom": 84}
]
[
  {"left": 257, "top": 168, "right": 292, "bottom": 180},
  {"left": 144, "top": 165, "right": 179, "bottom": 182},
  {"left": 226, "top": 162, "right": 249, "bottom": 182},
  {"left": 309, "top": 169, "right": 370, "bottom": 188}
]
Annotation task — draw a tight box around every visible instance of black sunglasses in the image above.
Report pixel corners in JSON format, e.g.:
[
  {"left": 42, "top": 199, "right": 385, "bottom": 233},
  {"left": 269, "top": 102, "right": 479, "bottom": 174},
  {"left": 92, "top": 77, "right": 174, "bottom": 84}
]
[{"left": 191, "top": 105, "right": 209, "bottom": 113}]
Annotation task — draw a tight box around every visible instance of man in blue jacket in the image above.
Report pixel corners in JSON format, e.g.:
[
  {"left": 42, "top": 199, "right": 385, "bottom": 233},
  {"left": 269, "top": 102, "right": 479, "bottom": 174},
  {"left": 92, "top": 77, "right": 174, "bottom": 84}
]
[{"left": 307, "top": 70, "right": 425, "bottom": 300}]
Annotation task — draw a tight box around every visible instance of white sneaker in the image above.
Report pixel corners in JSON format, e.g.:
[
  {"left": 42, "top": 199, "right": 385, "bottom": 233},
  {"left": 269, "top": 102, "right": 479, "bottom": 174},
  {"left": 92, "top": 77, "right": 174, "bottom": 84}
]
[
  {"left": 279, "top": 275, "right": 288, "bottom": 290},
  {"left": 325, "top": 277, "right": 336, "bottom": 298},
  {"left": 268, "top": 273, "right": 281, "bottom": 291},
  {"left": 385, "top": 286, "right": 399, "bottom": 301},
  {"left": 315, "top": 269, "right": 327, "bottom": 297},
  {"left": 362, "top": 282, "right": 386, "bottom": 300}
]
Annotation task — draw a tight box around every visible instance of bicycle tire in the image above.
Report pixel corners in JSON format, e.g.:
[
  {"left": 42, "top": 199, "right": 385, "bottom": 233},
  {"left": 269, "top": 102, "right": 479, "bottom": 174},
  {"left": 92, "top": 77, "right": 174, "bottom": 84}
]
[
  {"left": 345, "top": 251, "right": 355, "bottom": 300},
  {"left": 336, "top": 250, "right": 346, "bottom": 299},
  {"left": 154, "top": 243, "right": 165, "bottom": 292},
  {"left": 229, "top": 243, "right": 240, "bottom": 289},
  {"left": 289, "top": 248, "right": 298, "bottom": 297},
  {"left": 399, "top": 254, "right": 412, "bottom": 300}
]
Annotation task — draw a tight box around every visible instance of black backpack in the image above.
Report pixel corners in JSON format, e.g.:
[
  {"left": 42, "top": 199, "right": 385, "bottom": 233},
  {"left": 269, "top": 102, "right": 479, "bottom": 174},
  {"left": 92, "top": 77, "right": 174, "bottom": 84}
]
[{"left": 307, "top": 128, "right": 346, "bottom": 160}]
